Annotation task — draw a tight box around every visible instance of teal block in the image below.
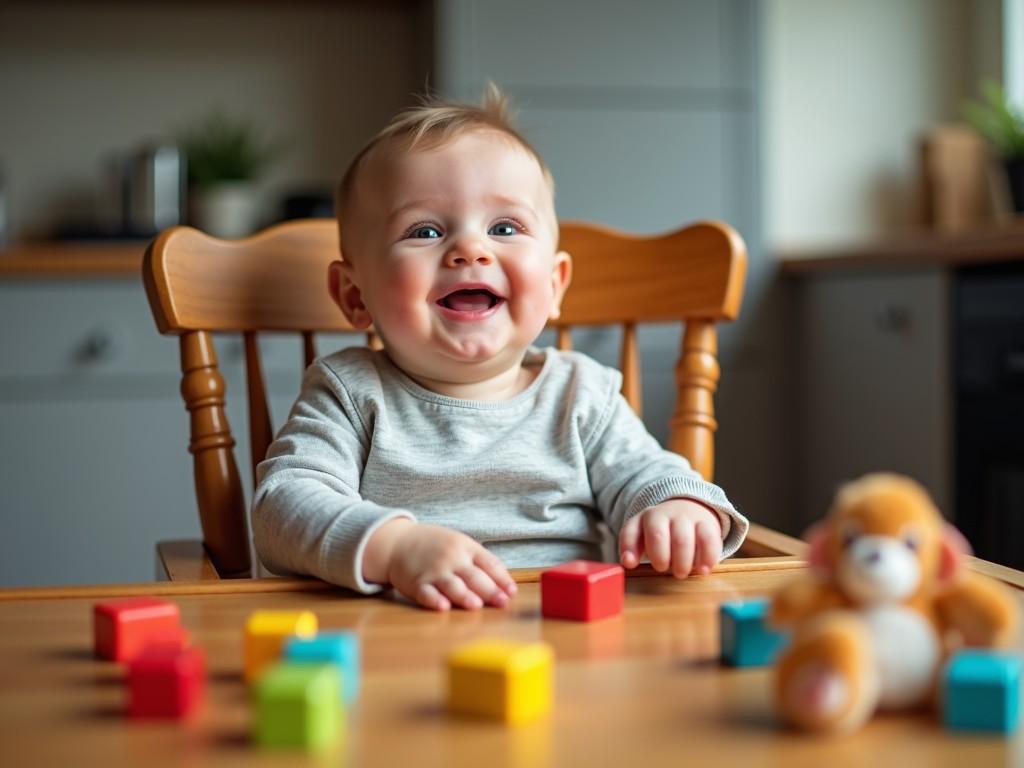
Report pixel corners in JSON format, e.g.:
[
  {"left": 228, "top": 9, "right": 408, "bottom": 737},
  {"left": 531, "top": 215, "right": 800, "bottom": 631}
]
[
  {"left": 943, "top": 650, "right": 1021, "bottom": 734},
  {"left": 285, "top": 631, "right": 360, "bottom": 705},
  {"left": 719, "top": 598, "right": 789, "bottom": 667},
  {"left": 253, "top": 662, "right": 342, "bottom": 750}
]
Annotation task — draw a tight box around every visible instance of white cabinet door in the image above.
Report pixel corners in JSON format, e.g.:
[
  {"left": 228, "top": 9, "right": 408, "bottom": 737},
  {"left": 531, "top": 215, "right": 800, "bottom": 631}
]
[
  {"left": 793, "top": 269, "right": 952, "bottom": 530},
  {"left": 0, "top": 281, "right": 230, "bottom": 586},
  {"left": 0, "top": 396, "right": 199, "bottom": 586}
]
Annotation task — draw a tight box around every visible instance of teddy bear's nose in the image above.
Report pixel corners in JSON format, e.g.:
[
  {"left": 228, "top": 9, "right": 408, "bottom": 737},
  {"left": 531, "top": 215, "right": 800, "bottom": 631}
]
[{"left": 863, "top": 549, "right": 882, "bottom": 565}]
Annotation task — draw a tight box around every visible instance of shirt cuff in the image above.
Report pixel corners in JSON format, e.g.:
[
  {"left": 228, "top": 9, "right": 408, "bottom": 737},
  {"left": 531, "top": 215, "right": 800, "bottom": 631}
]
[{"left": 319, "top": 506, "right": 417, "bottom": 594}]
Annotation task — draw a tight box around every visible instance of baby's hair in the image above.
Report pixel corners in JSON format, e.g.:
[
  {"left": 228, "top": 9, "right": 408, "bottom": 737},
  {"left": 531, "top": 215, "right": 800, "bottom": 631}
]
[{"left": 335, "top": 84, "right": 553, "bottom": 254}]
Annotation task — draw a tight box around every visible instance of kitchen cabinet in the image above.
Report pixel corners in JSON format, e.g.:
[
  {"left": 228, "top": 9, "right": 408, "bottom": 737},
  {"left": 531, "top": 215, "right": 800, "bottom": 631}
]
[
  {"left": 0, "top": 275, "right": 364, "bottom": 585},
  {"left": 790, "top": 268, "right": 952, "bottom": 531},
  {"left": 783, "top": 225, "right": 1024, "bottom": 566}
]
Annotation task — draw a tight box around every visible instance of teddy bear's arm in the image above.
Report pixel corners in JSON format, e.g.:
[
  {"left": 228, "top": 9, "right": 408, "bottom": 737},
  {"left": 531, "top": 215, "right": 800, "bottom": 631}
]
[
  {"left": 770, "top": 576, "right": 844, "bottom": 627},
  {"left": 935, "top": 573, "right": 1021, "bottom": 647}
]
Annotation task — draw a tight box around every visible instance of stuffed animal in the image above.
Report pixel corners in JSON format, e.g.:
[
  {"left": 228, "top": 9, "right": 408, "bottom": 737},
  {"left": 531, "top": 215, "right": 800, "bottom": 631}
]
[{"left": 771, "top": 473, "right": 1020, "bottom": 733}]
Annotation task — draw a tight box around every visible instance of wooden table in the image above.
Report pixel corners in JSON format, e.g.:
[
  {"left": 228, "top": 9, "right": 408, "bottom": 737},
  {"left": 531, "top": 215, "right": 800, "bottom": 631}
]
[{"left": 2, "top": 557, "right": 1022, "bottom": 767}]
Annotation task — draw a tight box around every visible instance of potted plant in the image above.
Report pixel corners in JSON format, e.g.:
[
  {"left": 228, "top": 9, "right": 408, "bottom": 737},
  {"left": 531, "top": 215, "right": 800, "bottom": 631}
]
[
  {"left": 963, "top": 81, "right": 1024, "bottom": 214},
  {"left": 180, "top": 111, "right": 282, "bottom": 238}
]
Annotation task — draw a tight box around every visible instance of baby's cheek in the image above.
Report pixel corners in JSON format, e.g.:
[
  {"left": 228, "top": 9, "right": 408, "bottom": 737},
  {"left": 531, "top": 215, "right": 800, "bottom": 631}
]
[
  {"left": 510, "top": 264, "right": 557, "bottom": 315},
  {"left": 382, "top": 271, "right": 432, "bottom": 321}
]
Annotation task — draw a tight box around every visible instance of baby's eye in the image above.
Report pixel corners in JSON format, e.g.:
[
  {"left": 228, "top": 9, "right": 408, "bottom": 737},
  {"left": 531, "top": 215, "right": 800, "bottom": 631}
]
[
  {"left": 407, "top": 224, "right": 442, "bottom": 239},
  {"left": 488, "top": 221, "right": 520, "bottom": 237}
]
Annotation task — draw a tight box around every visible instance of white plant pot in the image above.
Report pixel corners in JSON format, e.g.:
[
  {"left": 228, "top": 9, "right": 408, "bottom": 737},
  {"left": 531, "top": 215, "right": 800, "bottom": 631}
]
[{"left": 192, "top": 182, "right": 260, "bottom": 239}]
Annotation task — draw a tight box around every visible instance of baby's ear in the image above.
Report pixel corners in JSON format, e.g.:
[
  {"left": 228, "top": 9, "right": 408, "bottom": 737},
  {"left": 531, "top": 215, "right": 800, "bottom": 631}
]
[
  {"left": 327, "top": 260, "right": 373, "bottom": 330},
  {"left": 548, "top": 250, "right": 573, "bottom": 320}
]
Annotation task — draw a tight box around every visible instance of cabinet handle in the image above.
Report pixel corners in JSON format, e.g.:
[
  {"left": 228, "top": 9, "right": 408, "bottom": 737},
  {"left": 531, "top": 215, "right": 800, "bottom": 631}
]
[{"left": 74, "top": 330, "right": 115, "bottom": 364}]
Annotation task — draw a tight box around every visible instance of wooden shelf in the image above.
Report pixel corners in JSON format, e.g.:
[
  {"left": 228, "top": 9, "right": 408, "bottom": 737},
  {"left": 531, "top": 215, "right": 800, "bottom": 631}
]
[
  {"left": 778, "top": 218, "right": 1024, "bottom": 274},
  {"left": 0, "top": 241, "right": 147, "bottom": 278}
]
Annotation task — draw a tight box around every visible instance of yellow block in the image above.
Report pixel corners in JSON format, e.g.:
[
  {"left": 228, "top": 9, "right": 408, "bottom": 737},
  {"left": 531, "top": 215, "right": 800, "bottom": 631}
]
[
  {"left": 448, "top": 639, "right": 554, "bottom": 724},
  {"left": 244, "top": 610, "right": 318, "bottom": 683}
]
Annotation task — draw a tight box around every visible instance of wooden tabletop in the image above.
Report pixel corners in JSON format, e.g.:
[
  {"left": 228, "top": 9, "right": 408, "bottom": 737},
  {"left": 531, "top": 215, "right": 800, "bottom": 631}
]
[{"left": 1, "top": 559, "right": 1021, "bottom": 767}]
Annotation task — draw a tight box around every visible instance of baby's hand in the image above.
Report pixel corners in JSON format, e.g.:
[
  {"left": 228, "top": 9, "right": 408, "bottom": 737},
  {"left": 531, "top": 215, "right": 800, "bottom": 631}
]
[
  {"left": 619, "top": 499, "right": 722, "bottom": 578},
  {"left": 365, "top": 519, "right": 517, "bottom": 611}
]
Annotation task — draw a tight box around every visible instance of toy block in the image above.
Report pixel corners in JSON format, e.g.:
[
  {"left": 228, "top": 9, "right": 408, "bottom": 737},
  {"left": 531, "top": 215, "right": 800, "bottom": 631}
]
[
  {"left": 253, "top": 662, "right": 343, "bottom": 750},
  {"left": 540, "top": 560, "right": 624, "bottom": 622},
  {"left": 127, "top": 644, "right": 206, "bottom": 719},
  {"left": 94, "top": 598, "right": 181, "bottom": 661},
  {"left": 448, "top": 639, "right": 554, "bottom": 724},
  {"left": 285, "top": 631, "right": 360, "bottom": 705},
  {"left": 719, "top": 599, "right": 789, "bottom": 667},
  {"left": 942, "top": 650, "right": 1021, "bottom": 734},
  {"left": 244, "top": 610, "right": 318, "bottom": 684}
]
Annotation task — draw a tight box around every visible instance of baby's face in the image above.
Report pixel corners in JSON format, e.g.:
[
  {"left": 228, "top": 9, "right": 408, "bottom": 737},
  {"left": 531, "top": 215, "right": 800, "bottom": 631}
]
[{"left": 335, "top": 130, "right": 571, "bottom": 385}]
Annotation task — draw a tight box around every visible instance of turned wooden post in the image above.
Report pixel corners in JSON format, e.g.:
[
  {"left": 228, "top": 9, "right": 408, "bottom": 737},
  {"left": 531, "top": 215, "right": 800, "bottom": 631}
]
[
  {"left": 620, "top": 322, "right": 642, "bottom": 415},
  {"left": 243, "top": 331, "right": 272, "bottom": 486},
  {"left": 302, "top": 331, "right": 317, "bottom": 368},
  {"left": 366, "top": 331, "right": 386, "bottom": 350},
  {"left": 669, "top": 320, "right": 719, "bottom": 480},
  {"left": 179, "top": 331, "right": 251, "bottom": 577},
  {"left": 556, "top": 326, "right": 572, "bottom": 351}
]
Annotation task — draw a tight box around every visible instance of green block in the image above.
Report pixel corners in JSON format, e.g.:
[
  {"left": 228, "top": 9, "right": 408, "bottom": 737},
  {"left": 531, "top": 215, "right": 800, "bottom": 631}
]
[{"left": 253, "top": 662, "right": 342, "bottom": 750}]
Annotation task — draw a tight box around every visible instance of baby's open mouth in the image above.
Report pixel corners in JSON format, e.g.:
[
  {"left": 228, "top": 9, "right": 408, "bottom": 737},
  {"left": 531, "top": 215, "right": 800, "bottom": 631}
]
[{"left": 437, "top": 289, "right": 503, "bottom": 312}]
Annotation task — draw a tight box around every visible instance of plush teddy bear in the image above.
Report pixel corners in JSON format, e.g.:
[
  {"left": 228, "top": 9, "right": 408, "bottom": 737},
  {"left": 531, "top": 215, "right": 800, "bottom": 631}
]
[{"left": 771, "top": 473, "right": 1020, "bottom": 733}]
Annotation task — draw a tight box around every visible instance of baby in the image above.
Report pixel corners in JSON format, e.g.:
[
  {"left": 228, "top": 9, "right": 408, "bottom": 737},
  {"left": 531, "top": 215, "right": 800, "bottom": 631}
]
[{"left": 253, "top": 87, "right": 749, "bottom": 611}]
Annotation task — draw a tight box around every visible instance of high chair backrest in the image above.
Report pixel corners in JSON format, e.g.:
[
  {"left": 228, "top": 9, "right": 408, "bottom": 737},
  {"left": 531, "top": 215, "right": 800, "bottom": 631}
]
[{"left": 143, "top": 218, "right": 746, "bottom": 578}]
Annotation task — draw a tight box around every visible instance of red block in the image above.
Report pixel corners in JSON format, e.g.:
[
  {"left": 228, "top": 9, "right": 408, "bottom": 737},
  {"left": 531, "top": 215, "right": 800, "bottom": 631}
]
[
  {"left": 127, "top": 644, "right": 206, "bottom": 719},
  {"left": 93, "top": 598, "right": 181, "bottom": 661},
  {"left": 540, "top": 560, "right": 625, "bottom": 621}
]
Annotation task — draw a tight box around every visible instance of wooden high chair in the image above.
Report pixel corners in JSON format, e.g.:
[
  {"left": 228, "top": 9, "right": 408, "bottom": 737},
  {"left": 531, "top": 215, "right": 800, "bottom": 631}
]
[{"left": 143, "top": 218, "right": 799, "bottom": 581}]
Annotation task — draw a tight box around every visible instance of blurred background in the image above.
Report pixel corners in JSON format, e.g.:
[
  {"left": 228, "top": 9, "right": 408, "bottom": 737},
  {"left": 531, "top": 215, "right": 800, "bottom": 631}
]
[{"left": 1, "top": 0, "right": 1022, "bottom": 586}]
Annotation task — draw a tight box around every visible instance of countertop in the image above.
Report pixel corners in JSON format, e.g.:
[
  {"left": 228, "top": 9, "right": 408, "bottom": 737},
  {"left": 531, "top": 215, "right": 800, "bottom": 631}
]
[{"left": 779, "top": 218, "right": 1024, "bottom": 274}]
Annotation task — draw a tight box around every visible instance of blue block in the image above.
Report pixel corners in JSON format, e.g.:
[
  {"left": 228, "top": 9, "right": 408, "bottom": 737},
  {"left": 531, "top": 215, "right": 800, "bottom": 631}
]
[
  {"left": 285, "top": 631, "right": 360, "bottom": 705},
  {"left": 943, "top": 650, "right": 1021, "bottom": 734},
  {"left": 719, "top": 599, "right": 789, "bottom": 667}
]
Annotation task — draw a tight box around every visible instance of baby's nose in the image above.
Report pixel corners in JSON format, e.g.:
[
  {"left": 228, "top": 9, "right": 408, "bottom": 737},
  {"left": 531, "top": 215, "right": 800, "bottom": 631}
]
[{"left": 444, "top": 239, "right": 493, "bottom": 267}]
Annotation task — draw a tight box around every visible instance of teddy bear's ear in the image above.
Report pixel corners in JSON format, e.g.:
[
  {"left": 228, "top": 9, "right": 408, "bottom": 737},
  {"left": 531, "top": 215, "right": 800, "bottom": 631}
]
[
  {"left": 804, "top": 521, "right": 831, "bottom": 574},
  {"left": 939, "top": 523, "right": 972, "bottom": 583}
]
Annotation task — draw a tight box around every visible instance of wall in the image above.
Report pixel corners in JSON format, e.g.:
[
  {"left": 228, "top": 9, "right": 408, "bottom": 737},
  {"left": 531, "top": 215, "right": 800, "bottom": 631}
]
[
  {"left": 0, "top": 0, "right": 431, "bottom": 240},
  {"left": 761, "top": 0, "right": 980, "bottom": 248}
]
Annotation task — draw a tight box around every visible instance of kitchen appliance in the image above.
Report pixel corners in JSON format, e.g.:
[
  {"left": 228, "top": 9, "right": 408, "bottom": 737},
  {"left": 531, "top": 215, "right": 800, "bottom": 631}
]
[{"left": 954, "top": 263, "right": 1024, "bottom": 570}]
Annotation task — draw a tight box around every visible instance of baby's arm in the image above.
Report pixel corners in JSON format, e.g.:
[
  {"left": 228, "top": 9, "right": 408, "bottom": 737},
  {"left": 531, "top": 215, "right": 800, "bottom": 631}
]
[
  {"left": 584, "top": 380, "right": 747, "bottom": 578},
  {"left": 362, "top": 519, "right": 517, "bottom": 611}
]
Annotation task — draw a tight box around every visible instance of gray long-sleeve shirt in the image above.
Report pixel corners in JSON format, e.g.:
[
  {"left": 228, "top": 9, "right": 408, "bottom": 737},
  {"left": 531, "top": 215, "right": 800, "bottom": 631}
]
[{"left": 252, "top": 346, "right": 748, "bottom": 593}]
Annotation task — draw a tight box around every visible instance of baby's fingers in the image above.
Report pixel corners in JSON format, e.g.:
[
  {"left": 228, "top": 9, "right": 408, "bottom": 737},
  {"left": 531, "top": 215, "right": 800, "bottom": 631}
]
[
  {"left": 643, "top": 513, "right": 672, "bottom": 572},
  {"left": 474, "top": 549, "right": 518, "bottom": 598},
  {"left": 669, "top": 519, "right": 696, "bottom": 579},
  {"left": 695, "top": 518, "right": 722, "bottom": 576},
  {"left": 619, "top": 515, "right": 644, "bottom": 569},
  {"left": 436, "top": 574, "right": 483, "bottom": 611},
  {"left": 414, "top": 583, "right": 451, "bottom": 612},
  {"left": 457, "top": 566, "right": 510, "bottom": 608}
]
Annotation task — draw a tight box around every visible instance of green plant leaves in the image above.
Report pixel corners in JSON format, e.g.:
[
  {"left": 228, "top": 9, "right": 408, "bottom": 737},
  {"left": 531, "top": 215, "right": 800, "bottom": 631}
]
[
  {"left": 962, "top": 81, "right": 1024, "bottom": 161},
  {"left": 179, "top": 111, "right": 284, "bottom": 188}
]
